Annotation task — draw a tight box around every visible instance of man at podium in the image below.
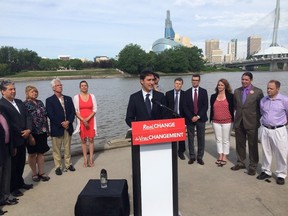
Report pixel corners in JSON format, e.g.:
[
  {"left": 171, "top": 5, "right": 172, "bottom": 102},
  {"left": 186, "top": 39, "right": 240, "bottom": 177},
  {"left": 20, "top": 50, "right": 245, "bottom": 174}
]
[{"left": 125, "top": 70, "right": 167, "bottom": 127}]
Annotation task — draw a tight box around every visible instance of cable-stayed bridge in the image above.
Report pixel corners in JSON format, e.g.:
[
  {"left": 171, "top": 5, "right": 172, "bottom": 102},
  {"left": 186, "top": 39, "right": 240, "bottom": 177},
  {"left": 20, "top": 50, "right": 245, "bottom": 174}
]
[{"left": 209, "top": 0, "right": 288, "bottom": 71}]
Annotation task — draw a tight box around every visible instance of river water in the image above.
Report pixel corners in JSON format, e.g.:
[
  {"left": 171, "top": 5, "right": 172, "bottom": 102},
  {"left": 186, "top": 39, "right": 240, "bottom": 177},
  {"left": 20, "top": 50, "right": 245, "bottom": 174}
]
[{"left": 12, "top": 71, "right": 288, "bottom": 146}]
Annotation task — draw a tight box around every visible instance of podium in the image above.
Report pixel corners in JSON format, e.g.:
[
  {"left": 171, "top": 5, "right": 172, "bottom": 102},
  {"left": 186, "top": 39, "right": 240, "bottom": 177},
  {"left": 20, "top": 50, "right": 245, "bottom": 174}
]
[{"left": 131, "top": 118, "right": 186, "bottom": 216}]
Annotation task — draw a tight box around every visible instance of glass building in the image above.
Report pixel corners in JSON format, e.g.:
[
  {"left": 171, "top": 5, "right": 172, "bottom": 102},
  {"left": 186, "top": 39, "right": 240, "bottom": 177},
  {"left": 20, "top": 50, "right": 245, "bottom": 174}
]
[
  {"left": 152, "top": 38, "right": 181, "bottom": 54},
  {"left": 152, "top": 10, "right": 182, "bottom": 54}
]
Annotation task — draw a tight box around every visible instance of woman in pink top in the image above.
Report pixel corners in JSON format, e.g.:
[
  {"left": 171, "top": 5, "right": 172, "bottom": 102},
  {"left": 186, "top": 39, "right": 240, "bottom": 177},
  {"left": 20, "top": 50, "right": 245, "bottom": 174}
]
[{"left": 210, "top": 79, "right": 234, "bottom": 167}]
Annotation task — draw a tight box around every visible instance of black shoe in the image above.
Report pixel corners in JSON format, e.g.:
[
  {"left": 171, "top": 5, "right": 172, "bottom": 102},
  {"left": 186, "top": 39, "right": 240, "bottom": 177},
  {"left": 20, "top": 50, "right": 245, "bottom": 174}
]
[
  {"left": 21, "top": 183, "right": 33, "bottom": 190},
  {"left": 68, "top": 165, "right": 76, "bottom": 171},
  {"left": 276, "top": 177, "right": 285, "bottom": 185},
  {"left": 0, "top": 199, "right": 18, "bottom": 206},
  {"left": 231, "top": 164, "right": 246, "bottom": 171},
  {"left": 247, "top": 169, "right": 256, "bottom": 176},
  {"left": 55, "top": 167, "right": 62, "bottom": 176},
  {"left": 0, "top": 209, "right": 8, "bottom": 215},
  {"left": 178, "top": 153, "right": 185, "bottom": 160},
  {"left": 188, "top": 159, "right": 195, "bottom": 164},
  {"left": 11, "top": 190, "right": 23, "bottom": 197},
  {"left": 64, "top": 164, "right": 76, "bottom": 172},
  {"left": 197, "top": 159, "right": 204, "bottom": 165},
  {"left": 256, "top": 172, "right": 271, "bottom": 180}
]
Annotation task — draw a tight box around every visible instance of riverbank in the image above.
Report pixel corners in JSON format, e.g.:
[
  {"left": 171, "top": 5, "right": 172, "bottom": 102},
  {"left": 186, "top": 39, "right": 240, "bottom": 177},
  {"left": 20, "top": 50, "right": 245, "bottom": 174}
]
[{"left": 3, "top": 69, "right": 245, "bottom": 82}]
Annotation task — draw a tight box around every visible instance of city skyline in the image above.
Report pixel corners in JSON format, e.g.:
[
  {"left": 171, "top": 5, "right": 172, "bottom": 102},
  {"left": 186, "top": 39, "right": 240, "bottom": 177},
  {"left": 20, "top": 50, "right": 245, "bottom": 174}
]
[{"left": 1, "top": 0, "right": 288, "bottom": 60}]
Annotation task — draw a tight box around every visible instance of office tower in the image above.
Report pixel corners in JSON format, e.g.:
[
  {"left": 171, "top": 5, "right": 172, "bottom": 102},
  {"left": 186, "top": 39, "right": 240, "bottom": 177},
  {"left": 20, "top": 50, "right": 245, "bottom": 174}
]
[
  {"left": 164, "top": 10, "right": 175, "bottom": 40},
  {"left": 174, "top": 33, "right": 192, "bottom": 47},
  {"left": 227, "top": 39, "right": 237, "bottom": 61},
  {"left": 211, "top": 49, "right": 223, "bottom": 63},
  {"left": 247, "top": 36, "right": 261, "bottom": 58},
  {"left": 205, "top": 39, "right": 221, "bottom": 63}
]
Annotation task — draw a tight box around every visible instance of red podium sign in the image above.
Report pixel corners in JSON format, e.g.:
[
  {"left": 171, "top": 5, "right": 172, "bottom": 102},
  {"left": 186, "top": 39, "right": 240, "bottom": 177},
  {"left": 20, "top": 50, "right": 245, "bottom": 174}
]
[{"left": 131, "top": 118, "right": 186, "bottom": 145}]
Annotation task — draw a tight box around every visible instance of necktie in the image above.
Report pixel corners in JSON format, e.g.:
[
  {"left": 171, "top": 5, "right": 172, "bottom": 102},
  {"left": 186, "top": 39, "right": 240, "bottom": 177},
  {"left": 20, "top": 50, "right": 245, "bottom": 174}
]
[
  {"left": 174, "top": 91, "right": 179, "bottom": 114},
  {"left": 194, "top": 89, "right": 198, "bottom": 114},
  {"left": 242, "top": 89, "right": 248, "bottom": 104},
  {"left": 145, "top": 93, "right": 151, "bottom": 116}
]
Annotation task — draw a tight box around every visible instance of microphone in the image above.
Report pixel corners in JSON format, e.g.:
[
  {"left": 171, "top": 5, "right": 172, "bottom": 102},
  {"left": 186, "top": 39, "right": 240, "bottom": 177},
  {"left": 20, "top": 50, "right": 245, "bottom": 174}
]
[
  {"left": 151, "top": 98, "right": 181, "bottom": 118},
  {"left": 151, "top": 98, "right": 162, "bottom": 106}
]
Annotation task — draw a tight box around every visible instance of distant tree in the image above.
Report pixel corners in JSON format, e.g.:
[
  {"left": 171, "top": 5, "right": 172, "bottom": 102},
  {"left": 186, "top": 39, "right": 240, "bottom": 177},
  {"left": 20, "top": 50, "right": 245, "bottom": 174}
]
[
  {"left": 146, "top": 51, "right": 157, "bottom": 70},
  {"left": 148, "top": 46, "right": 204, "bottom": 73},
  {"left": 180, "top": 46, "right": 205, "bottom": 72},
  {"left": 0, "top": 46, "right": 41, "bottom": 74},
  {"left": 0, "top": 64, "right": 9, "bottom": 77},
  {"left": 82, "top": 61, "right": 94, "bottom": 69},
  {"left": 38, "top": 59, "right": 59, "bottom": 70},
  {"left": 165, "top": 47, "right": 189, "bottom": 72},
  {"left": 117, "top": 44, "right": 147, "bottom": 74},
  {"left": 68, "top": 59, "right": 83, "bottom": 70}
]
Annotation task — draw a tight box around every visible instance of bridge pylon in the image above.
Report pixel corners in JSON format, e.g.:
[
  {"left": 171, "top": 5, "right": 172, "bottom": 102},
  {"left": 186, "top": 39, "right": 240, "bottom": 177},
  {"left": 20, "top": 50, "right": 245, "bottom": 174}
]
[
  {"left": 283, "top": 63, "right": 288, "bottom": 71},
  {"left": 269, "top": 61, "right": 279, "bottom": 71}
]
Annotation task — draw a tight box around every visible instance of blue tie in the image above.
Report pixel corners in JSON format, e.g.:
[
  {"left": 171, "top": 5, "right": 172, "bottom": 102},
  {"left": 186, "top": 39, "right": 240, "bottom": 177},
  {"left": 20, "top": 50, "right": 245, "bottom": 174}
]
[{"left": 145, "top": 94, "right": 151, "bottom": 116}]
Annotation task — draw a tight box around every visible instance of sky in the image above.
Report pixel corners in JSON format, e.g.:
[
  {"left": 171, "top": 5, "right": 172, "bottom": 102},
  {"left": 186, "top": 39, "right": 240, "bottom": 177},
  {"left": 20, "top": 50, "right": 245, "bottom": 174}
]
[{"left": 1, "top": 0, "right": 287, "bottom": 60}]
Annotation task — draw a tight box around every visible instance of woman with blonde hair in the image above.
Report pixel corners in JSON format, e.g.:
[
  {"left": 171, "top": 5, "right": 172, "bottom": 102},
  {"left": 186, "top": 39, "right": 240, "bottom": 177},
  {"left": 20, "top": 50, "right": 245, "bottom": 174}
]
[
  {"left": 210, "top": 79, "right": 234, "bottom": 167},
  {"left": 73, "top": 81, "right": 97, "bottom": 167},
  {"left": 24, "top": 85, "right": 50, "bottom": 181}
]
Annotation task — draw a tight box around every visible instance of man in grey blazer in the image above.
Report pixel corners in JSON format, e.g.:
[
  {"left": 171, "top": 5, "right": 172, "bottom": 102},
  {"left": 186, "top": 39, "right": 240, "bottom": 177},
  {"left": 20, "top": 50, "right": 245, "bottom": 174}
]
[{"left": 231, "top": 72, "right": 264, "bottom": 176}]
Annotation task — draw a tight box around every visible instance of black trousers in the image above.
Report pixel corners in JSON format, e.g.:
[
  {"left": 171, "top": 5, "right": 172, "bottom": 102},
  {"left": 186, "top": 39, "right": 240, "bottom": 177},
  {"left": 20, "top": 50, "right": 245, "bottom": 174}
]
[
  {"left": 187, "top": 122, "right": 206, "bottom": 160},
  {"left": 173, "top": 141, "right": 186, "bottom": 155},
  {"left": 10, "top": 144, "right": 26, "bottom": 192}
]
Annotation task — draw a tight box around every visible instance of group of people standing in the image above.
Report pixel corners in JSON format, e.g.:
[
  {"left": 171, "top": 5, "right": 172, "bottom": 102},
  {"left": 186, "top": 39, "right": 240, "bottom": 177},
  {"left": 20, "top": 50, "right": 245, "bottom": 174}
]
[
  {"left": 0, "top": 78, "right": 97, "bottom": 215},
  {"left": 126, "top": 70, "right": 288, "bottom": 188}
]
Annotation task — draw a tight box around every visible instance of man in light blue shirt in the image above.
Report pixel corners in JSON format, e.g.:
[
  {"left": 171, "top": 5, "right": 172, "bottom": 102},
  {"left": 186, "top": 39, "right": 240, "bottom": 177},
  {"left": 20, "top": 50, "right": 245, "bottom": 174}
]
[{"left": 257, "top": 80, "right": 288, "bottom": 185}]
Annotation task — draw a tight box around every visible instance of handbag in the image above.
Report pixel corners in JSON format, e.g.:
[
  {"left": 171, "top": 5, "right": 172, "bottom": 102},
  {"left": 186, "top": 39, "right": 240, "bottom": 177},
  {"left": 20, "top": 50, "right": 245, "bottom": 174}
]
[{"left": 28, "top": 134, "right": 36, "bottom": 146}]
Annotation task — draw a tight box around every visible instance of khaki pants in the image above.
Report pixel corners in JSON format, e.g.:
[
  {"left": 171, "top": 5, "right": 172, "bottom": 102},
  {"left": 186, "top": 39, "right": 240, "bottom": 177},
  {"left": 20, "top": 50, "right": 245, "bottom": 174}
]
[{"left": 51, "top": 130, "right": 72, "bottom": 169}]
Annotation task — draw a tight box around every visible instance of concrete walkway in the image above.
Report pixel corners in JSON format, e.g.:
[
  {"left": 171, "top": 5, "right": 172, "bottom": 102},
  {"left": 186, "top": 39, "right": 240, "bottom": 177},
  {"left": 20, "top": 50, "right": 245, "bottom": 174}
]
[{"left": 2, "top": 132, "right": 288, "bottom": 216}]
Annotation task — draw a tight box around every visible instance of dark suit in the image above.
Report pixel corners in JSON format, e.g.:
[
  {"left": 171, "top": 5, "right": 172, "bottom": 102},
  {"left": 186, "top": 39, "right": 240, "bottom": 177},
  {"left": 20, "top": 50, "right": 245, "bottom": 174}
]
[
  {"left": 0, "top": 111, "right": 12, "bottom": 202},
  {"left": 125, "top": 90, "right": 167, "bottom": 127},
  {"left": 125, "top": 89, "right": 169, "bottom": 216},
  {"left": 46, "top": 94, "right": 75, "bottom": 137},
  {"left": 165, "top": 89, "right": 185, "bottom": 155},
  {"left": 233, "top": 86, "right": 263, "bottom": 170},
  {"left": 183, "top": 87, "right": 208, "bottom": 161},
  {"left": 46, "top": 94, "right": 75, "bottom": 169},
  {"left": 0, "top": 97, "right": 32, "bottom": 192}
]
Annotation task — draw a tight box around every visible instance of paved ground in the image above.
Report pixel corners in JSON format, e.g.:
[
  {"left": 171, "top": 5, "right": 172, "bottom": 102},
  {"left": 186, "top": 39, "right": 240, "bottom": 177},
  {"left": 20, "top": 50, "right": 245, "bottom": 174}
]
[{"left": 2, "top": 132, "right": 288, "bottom": 216}]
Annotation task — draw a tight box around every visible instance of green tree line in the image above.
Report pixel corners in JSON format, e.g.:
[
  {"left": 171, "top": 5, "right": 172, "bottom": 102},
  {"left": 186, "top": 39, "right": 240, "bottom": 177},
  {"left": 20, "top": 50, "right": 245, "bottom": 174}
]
[
  {"left": 0, "top": 44, "right": 205, "bottom": 77},
  {"left": 117, "top": 44, "right": 205, "bottom": 74}
]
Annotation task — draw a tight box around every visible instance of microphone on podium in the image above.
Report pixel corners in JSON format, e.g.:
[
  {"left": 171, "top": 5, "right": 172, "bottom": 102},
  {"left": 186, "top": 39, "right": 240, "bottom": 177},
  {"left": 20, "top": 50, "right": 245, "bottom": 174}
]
[{"left": 151, "top": 98, "right": 181, "bottom": 118}]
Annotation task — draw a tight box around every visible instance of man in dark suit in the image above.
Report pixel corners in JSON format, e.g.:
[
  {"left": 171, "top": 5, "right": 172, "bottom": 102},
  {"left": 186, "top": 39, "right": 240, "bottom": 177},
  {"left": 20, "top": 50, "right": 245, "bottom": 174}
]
[
  {"left": 231, "top": 72, "right": 263, "bottom": 176},
  {"left": 0, "top": 80, "right": 33, "bottom": 198},
  {"left": 183, "top": 74, "right": 208, "bottom": 165},
  {"left": 165, "top": 77, "right": 186, "bottom": 160},
  {"left": 125, "top": 71, "right": 167, "bottom": 126},
  {"left": 125, "top": 70, "right": 168, "bottom": 216},
  {"left": 46, "top": 78, "right": 76, "bottom": 176},
  {"left": 0, "top": 109, "right": 19, "bottom": 212}
]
